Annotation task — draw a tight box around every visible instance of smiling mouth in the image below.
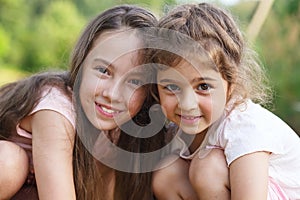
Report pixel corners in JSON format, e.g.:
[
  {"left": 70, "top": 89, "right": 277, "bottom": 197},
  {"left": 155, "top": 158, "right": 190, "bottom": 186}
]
[
  {"left": 96, "top": 102, "right": 122, "bottom": 117},
  {"left": 102, "top": 106, "right": 119, "bottom": 114},
  {"left": 179, "top": 115, "right": 201, "bottom": 124}
]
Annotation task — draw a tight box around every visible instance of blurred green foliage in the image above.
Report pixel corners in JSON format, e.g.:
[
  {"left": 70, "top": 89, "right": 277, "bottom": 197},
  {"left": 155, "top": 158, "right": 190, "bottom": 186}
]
[
  {"left": 0, "top": 0, "right": 175, "bottom": 73},
  {"left": 0, "top": 0, "right": 299, "bottom": 133},
  {"left": 258, "top": 0, "right": 300, "bottom": 133},
  {"left": 230, "top": 0, "right": 300, "bottom": 133}
]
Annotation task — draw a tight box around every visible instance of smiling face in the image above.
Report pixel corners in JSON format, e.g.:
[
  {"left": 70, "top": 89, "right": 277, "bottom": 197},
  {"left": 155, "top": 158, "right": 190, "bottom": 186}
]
[
  {"left": 157, "top": 58, "right": 229, "bottom": 135},
  {"left": 79, "top": 30, "right": 147, "bottom": 131}
]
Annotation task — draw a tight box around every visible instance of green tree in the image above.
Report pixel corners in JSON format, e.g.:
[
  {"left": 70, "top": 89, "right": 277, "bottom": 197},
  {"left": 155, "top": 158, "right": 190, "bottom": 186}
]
[{"left": 21, "top": 1, "right": 85, "bottom": 72}]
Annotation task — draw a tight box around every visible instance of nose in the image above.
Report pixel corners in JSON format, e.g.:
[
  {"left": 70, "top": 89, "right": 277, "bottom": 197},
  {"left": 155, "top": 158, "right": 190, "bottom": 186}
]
[
  {"left": 178, "top": 88, "right": 199, "bottom": 112},
  {"left": 101, "top": 79, "right": 124, "bottom": 102}
]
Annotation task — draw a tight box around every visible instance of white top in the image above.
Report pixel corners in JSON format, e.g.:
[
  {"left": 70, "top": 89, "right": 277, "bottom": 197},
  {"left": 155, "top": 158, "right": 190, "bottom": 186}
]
[{"left": 172, "top": 100, "right": 300, "bottom": 199}]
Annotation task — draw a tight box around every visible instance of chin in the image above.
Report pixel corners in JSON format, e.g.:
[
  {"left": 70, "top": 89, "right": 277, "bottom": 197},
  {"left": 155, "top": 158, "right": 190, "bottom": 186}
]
[
  {"left": 182, "top": 126, "right": 207, "bottom": 135},
  {"left": 181, "top": 128, "right": 200, "bottom": 135},
  {"left": 93, "top": 122, "right": 117, "bottom": 131}
]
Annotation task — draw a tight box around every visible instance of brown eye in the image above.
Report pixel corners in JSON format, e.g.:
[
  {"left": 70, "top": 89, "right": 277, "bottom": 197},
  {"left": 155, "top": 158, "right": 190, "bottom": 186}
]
[{"left": 198, "top": 83, "right": 211, "bottom": 91}]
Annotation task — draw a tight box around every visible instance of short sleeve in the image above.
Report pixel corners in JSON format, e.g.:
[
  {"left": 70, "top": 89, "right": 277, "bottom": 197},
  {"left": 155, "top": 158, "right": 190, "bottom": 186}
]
[
  {"left": 218, "top": 101, "right": 288, "bottom": 165},
  {"left": 30, "top": 87, "right": 75, "bottom": 129}
]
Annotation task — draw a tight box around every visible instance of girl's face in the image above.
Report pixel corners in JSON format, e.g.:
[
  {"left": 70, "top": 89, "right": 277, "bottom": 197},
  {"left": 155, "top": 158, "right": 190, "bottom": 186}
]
[
  {"left": 80, "top": 30, "right": 147, "bottom": 131},
  {"left": 157, "top": 59, "right": 229, "bottom": 135}
]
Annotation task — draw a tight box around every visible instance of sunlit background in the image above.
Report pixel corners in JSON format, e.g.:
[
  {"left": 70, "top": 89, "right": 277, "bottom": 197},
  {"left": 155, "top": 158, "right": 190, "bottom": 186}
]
[{"left": 0, "top": 0, "right": 299, "bottom": 133}]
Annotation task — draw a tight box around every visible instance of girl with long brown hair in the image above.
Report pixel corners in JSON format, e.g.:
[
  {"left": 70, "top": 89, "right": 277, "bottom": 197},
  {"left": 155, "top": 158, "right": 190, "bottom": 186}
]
[
  {"left": 69, "top": 4, "right": 165, "bottom": 200},
  {"left": 1, "top": 4, "right": 166, "bottom": 200}
]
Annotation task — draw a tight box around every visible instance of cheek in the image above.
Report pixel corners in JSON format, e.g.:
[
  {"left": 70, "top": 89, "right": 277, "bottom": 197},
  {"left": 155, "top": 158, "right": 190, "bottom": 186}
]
[
  {"left": 208, "top": 93, "right": 227, "bottom": 121},
  {"left": 158, "top": 89, "right": 170, "bottom": 109},
  {"left": 79, "top": 80, "right": 90, "bottom": 105},
  {"left": 159, "top": 95, "right": 177, "bottom": 118},
  {"left": 127, "top": 89, "right": 146, "bottom": 116},
  {"left": 199, "top": 96, "right": 214, "bottom": 117},
  {"left": 79, "top": 72, "right": 98, "bottom": 97}
]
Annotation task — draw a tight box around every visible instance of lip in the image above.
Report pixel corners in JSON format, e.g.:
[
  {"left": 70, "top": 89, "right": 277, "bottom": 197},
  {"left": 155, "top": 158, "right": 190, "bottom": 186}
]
[
  {"left": 178, "top": 114, "right": 201, "bottom": 125},
  {"left": 95, "top": 102, "right": 122, "bottom": 118}
]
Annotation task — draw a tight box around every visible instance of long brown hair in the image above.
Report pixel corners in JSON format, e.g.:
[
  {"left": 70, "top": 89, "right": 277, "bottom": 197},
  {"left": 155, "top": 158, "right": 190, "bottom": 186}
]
[
  {"left": 70, "top": 5, "right": 165, "bottom": 199},
  {"left": 0, "top": 71, "right": 71, "bottom": 139}
]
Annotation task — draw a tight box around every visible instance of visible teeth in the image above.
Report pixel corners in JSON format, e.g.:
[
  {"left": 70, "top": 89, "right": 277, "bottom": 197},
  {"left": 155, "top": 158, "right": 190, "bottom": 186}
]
[
  {"left": 182, "top": 116, "right": 197, "bottom": 119},
  {"left": 102, "top": 106, "right": 117, "bottom": 114}
]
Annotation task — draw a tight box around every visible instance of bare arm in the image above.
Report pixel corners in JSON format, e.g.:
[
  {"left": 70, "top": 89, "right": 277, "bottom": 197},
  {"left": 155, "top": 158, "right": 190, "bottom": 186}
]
[
  {"left": 230, "top": 151, "right": 270, "bottom": 200},
  {"left": 31, "top": 110, "right": 76, "bottom": 200}
]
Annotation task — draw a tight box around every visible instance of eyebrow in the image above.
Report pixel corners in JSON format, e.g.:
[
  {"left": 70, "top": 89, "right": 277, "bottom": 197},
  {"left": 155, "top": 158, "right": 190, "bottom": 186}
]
[
  {"left": 94, "top": 57, "right": 149, "bottom": 77},
  {"left": 159, "top": 77, "right": 217, "bottom": 83},
  {"left": 126, "top": 71, "right": 144, "bottom": 77},
  {"left": 159, "top": 79, "right": 177, "bottom": 83},
  {"left": 93, "top": 58, "right": 115, "bottom": 69},
  {"left": 191, "top": 77, "right": 217, "bottom": 83}
]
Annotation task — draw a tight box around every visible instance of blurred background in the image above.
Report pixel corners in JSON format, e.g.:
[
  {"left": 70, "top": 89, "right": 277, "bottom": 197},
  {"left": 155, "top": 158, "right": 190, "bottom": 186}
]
[{"left": 0, "top": 0, "right": 299, "bottom": 134}]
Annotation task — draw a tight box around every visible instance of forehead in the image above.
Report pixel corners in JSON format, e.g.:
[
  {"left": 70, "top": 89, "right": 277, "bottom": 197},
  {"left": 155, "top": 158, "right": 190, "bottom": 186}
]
[
  {"left": 157, "top": 57, "right": 218, "bottom": 79},
  {"left": 87, "top": 29, "right": 141, "bottom": 65}
]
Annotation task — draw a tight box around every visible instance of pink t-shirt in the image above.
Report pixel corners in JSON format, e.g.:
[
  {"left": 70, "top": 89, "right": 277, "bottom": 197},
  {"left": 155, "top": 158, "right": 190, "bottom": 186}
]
[{"left": 10, "top": 86, "right": 75, "bottom": 153}]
